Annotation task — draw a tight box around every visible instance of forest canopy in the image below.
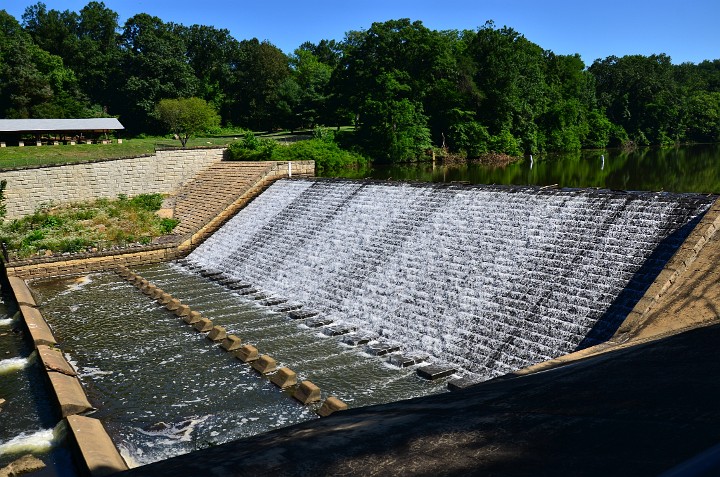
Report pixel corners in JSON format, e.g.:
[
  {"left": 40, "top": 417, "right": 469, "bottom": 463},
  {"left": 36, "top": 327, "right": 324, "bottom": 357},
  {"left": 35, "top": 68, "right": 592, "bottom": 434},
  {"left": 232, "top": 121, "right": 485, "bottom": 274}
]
[{"left": 1, "top": 3, "right": 719, "bottom": 162}]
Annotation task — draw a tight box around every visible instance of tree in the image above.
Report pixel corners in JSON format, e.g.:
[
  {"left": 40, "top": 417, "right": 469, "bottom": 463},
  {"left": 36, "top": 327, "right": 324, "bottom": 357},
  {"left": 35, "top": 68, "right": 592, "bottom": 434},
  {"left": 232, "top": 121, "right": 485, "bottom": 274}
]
[
  {"left": 0, "top": 10, "right": 90, "bottom": 118},
  {"left": 333, "top": 19, "right": 450, "bottom": 161},
  {"left": 116, "top": 14, "right": 198, "bottom": 132},
  {"left": 465, "top": 22, "right": 548, "bottom": 152},
  {"left": 175, "top": 23, "right": 240, "bottom": 121},
  {"left": 20, "top": 2, "right": 121, "bottom": 114},
  {"left": 226, "top": 39, "right": 290, "bottom": 130},
  {"left": 287, "top": 48, "right": 333, "bottom": 128},
  {"left": 154, "top": 97, "right": 220, "bottom": 147},
  {"left": 589, "top": 54, "right": 680, "bottom": 144}
]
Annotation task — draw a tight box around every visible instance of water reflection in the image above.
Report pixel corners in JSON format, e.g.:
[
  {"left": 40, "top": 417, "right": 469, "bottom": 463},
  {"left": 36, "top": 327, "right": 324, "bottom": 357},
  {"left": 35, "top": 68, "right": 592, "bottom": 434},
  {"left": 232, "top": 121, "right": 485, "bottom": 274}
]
[{"left": 324, "top": 144, "right": 720, "bottom": 194}]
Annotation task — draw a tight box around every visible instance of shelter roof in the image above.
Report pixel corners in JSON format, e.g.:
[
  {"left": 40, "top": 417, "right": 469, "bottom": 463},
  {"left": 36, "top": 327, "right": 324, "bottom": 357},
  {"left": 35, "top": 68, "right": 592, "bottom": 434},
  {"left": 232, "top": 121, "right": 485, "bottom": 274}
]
[{"left": 0, "top": 118, "right": 124, "bottom": 133}]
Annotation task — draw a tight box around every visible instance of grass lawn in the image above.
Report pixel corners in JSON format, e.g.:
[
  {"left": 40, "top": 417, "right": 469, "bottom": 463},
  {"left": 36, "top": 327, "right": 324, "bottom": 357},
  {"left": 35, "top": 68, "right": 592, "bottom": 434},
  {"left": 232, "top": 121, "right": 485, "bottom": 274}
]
[
  {"left": 0, "top": 128, "right": 333, "bottom": 170},
  {"left": 0, "top": 136, "right": 239, "bottom": 170}
]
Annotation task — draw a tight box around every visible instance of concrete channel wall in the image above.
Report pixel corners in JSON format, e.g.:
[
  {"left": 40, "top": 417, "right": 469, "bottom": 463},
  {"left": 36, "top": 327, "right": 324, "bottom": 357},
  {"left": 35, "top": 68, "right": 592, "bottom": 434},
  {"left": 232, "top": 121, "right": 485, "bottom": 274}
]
[
  {"left": 4, "top": 273, "right": 128, "bottom": 476},
  {"left": 1, "top": 148, "right": 224, "bottom": 219}
]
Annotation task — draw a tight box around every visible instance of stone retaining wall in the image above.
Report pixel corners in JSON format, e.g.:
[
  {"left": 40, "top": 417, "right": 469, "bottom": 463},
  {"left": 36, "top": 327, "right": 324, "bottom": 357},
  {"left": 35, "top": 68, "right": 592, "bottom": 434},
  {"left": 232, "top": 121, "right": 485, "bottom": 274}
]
[
  {"left": 5, "top": 161, "right": 315, "bottom": 279},
  {"left": 1, "top": 148, "right": 224, "bottom": 218}
]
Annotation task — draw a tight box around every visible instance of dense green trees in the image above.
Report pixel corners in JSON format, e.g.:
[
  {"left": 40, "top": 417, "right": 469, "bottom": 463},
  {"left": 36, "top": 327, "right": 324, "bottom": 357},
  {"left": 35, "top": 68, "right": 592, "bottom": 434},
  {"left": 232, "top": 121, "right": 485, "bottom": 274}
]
[
  {"left": 2, "top": 3, "right": 719, "bottom": 160},
  {"left": 0, "top": 10, "right": 89, "bottom": 118}
]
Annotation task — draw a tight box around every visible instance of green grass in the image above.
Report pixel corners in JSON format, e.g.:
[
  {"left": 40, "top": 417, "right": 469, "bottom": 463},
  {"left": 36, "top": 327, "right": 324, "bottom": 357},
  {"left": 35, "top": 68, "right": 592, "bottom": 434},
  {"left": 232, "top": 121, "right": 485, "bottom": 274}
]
[
  {"left": 0, "top": 127, "right": 355, "bottom": 170},
  {"left": 0, "top": 136, "right": 239, "bottom": 170},
  {"left": 0, "top": 193, "right": 179, "bottom": 260}
]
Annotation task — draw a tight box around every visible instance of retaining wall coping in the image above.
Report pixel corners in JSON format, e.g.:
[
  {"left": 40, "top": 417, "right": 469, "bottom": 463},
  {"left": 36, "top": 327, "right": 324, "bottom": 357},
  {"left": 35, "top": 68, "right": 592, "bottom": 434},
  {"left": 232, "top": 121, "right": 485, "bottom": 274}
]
[
  {"left": 65, "top": 415, "right": 129, "bottom": 476},
  {"left": 8, "top": 276, "right": 37, "bottom": 306},
  {"left": 47, "top": 372, "right": 95, "bottom": 417},
  {"left": 18, "top": 303, "right": 57, "bottom": 347},
  {"left": 37, "top": 344, "right": 77, "bottom": 376}
]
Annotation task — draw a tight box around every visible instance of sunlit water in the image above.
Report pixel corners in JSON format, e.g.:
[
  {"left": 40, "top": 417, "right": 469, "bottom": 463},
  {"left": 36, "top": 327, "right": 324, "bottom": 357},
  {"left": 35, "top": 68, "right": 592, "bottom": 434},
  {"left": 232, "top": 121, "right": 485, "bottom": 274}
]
[
  {"left": 30, "top": 269, "right": 447, "bottom": 466},
  {"left": 10, "top": 174, "right": 715, "bottom": 470}
]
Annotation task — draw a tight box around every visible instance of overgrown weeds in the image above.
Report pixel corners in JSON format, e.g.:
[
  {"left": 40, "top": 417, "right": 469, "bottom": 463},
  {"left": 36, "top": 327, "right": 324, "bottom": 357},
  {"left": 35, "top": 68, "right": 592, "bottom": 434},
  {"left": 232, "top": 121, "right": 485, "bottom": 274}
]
[{"left": 0, "top": 193, "right": 179, "bottom": 259}]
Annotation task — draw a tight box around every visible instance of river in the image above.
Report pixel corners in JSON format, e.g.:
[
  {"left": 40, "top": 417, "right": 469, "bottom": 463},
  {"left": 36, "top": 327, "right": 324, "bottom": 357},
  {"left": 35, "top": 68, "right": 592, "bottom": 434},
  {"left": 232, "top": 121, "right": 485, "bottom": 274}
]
[{"left": 328, "top": 144, "right": 720, "bottom": 194}]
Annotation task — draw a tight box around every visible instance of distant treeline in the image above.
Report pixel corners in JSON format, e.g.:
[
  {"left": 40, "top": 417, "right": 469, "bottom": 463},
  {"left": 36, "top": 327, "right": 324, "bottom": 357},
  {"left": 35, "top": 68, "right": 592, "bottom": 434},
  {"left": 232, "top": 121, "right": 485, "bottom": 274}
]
[{"left": 1, "top": 3, "right": 719, "bottom": 161}]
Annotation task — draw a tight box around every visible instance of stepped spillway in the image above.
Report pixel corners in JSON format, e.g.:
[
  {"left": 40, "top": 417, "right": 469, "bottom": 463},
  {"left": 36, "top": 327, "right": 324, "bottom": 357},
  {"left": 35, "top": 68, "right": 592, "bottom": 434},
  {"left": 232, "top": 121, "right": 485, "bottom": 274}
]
[{"left": 187, "top": 179, "right": 712, "bottom": 381}]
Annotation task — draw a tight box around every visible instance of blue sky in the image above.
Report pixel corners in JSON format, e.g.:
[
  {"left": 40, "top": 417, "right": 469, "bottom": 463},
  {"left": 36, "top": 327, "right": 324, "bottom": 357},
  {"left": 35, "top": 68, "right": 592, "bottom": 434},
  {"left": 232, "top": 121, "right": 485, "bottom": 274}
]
[{"left": 3, "top": 0, "right": 718, "bottom": 65}]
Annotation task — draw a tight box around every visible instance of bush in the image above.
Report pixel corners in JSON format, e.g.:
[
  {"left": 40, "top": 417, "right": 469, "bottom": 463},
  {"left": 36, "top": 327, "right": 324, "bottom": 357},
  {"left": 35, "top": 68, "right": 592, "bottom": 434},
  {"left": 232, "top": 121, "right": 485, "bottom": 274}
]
[
  {"left": 448, "top": 121, "right": 490, "bottom": 157},
  {"left": 0, "top": 193, "right": 178, "bottom": 259},
  {"left": 488, "top": 129, "right": 522, "bottom": 156},
  {"left": 226, "top": 131, "right": 277, "bottom": 161},
  {"left": 129, "top": 193, "right": 164, "bottom": 211},
  {"left": 271, "top": 138, "right": 369, "bottom": 174},
  {"left": 159, "top": 218, "right": 180, "bottom": 234}
]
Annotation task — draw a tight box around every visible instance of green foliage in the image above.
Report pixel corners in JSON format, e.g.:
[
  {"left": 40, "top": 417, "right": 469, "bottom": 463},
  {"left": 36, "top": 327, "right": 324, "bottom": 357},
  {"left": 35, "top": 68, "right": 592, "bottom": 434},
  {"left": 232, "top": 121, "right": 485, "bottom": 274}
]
[
  {"left": 159, "top": 218, "right": 179, "bottom": 234},
  {"left": 448, "top": 118, "right": 490, "bottom": 157},
  {"left": 2, "top": 6, "right": 719, "bottom": 159},
  {"left": 0, "top": 10, "right": 91, "bottom": 119},
  {"left": 129, "top": 193, "right": 164, "bottom": 211},
  {"left": 488, "top": 130, "right": 522, "bottom": 156},
  {"left": 226, "top": 131, "right": 278, "bottom": 160},
  {"left": 154, "top": 97, "right": 220, "bottom": 147},
  {"left": 583, "top": 111, "right": 613, "bottom": 148},
  {"left": 0, "top": 194, "right": 178, "bottom": 259},
  {"left": 271, "top": 138, "right": 369, "bottom": 174}
]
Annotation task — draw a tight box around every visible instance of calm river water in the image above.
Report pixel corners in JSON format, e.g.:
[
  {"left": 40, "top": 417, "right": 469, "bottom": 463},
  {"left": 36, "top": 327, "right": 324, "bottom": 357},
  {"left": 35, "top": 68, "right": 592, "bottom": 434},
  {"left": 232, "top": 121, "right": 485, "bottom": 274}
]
[{"left": 332, "top": 144, "right": 720, "bottom": 194}]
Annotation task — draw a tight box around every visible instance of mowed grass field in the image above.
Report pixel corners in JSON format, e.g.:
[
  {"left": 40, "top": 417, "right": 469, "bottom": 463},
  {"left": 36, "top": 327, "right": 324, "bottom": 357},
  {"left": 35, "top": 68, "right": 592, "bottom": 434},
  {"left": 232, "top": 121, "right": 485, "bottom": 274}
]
[
  {"left": 0, "top": 128, "right": 338, "bottom": 170},
  {"left": 0, "top": 136, "right": 239, "bottom": 169}
]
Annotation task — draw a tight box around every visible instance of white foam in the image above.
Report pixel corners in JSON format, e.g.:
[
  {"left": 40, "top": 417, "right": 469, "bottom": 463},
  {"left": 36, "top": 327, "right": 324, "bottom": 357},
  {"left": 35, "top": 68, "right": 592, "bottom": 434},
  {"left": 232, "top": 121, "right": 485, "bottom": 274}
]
[
  {"left": 0, "top": 357, "right": 29, "bottom": 374},
  {"left": 190, "top": 179, "right": 710, "bottom": 379},
  {"left": 57, "top": 274, "right": 95, "bottom": 296},
  {"left": 0, "top": 428, "right": 55, "bottom": 455},
  {"left": 118, "top": 445, "right": 141, "bottom": 469},
  {"left": 136, "top": 415, "right": 212, "bottom": 443},
  {"left": 0, "top": 317, "right": 14, "bottom": 326}
]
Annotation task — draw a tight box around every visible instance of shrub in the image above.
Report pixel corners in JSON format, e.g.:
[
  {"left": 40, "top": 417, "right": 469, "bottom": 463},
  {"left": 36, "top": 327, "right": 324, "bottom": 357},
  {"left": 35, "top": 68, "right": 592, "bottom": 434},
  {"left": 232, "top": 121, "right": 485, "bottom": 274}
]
[
  {"left": 226, "top": 131, "right": 278, "bottom": 161},
  {"left": 159, "top": 218, "right": 179, "bottom": 234},
  {"left": 448, "top": 121, "right": 490, "bottom": 157},
  {"left": 129, "top": 193, "right": 164, "bottom": 211},
  {"left": 271, "top": 138, "right": 369, "bottom": 174},
  {"left": 43, "top": 215, "right": 63, "bottom": 229},
  {"left": 58, "top": 237, "right": 90, "bottom": 253},
  {"left": 488, "top": 129, "right": 523, "bottom": 156}
]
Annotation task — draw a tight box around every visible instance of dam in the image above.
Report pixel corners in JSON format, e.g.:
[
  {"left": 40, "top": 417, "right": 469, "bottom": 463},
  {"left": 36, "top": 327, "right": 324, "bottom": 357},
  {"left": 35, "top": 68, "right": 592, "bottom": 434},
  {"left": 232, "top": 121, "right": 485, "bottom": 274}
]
[
  {"left": 3, "top": 176, "right": 715, "bottom": 471},
  {"left": 187, "top": 179, "right": 711, "bottom": 381}
]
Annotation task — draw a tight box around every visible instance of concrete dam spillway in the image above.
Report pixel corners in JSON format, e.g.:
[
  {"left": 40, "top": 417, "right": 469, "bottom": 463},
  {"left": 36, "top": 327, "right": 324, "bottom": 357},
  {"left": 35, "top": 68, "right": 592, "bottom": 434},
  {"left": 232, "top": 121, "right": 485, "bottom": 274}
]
[{"left": 187, "top": 179, "right": 712, "bottom": 381}]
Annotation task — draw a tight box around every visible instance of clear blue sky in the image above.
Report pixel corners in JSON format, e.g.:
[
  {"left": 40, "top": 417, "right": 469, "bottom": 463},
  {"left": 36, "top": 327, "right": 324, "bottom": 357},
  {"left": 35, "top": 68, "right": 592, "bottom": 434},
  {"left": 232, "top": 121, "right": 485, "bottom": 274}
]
[{"left": 3, "top": 0, "right": 718, "bottom": 65}]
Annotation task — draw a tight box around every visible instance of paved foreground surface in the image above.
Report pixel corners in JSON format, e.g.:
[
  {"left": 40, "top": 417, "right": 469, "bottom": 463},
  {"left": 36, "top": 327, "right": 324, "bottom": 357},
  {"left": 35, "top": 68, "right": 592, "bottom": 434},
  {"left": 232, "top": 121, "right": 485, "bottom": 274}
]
[{"left": 121, "top": 322, "right": 720, "bottom": 477}]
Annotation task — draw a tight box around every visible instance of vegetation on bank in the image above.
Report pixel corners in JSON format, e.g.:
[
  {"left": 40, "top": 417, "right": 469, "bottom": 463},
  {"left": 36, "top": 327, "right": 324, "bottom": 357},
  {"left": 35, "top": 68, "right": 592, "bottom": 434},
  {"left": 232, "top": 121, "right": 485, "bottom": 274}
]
[
  {"left": 0, "top": 193, "right": 179, "bottom": 259},
  {"left": 226, "top": 128, "right": 369, "bottom": 174},
  {"left": 1, "top": 6, "right": 718, "bottom": 165}
]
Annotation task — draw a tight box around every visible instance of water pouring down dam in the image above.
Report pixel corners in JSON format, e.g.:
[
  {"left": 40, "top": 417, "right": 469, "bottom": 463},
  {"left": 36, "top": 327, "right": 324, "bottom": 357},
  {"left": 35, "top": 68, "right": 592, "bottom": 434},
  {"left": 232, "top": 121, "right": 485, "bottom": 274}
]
[{"left": 187, "top": 179, "right": 712, "bottom": 381}]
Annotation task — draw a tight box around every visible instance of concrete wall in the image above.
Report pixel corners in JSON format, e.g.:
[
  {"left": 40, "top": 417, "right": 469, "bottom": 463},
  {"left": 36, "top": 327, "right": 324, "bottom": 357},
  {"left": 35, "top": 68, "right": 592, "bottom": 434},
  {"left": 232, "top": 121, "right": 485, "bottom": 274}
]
[{"left": 1, "top": 148, "right": 225, "bottom": 218}]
